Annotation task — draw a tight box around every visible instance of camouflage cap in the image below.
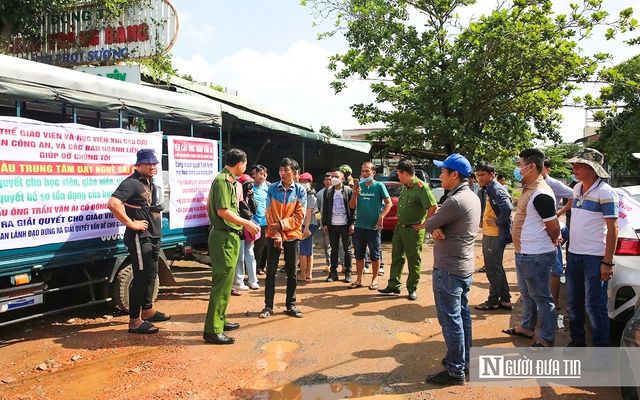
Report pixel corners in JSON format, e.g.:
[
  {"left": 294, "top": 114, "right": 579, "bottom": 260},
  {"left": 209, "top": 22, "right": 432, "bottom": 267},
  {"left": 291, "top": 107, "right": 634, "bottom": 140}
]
[
  {"left": 339, "top": 164, "right": 352, "bottom": 176},
  {"left": 565, "top": 148, "right": 610, "bottom": 179}
]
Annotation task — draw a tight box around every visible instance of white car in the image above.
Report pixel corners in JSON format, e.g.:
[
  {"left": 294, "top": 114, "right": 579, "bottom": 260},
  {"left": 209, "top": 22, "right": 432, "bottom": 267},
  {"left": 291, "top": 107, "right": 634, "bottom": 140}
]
[{"left": 608, "top": 187, "right": 640, "bottom": 324}]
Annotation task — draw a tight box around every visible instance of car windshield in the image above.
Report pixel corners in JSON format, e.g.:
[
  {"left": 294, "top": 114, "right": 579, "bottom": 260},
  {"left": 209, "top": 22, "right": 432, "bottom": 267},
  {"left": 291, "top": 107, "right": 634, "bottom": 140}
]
[
  {"left": 384, "top": 184, "right": 403, "bottom": 197},
  {"left": 430, "top": 179, "right": 442, "bottom": 188}
]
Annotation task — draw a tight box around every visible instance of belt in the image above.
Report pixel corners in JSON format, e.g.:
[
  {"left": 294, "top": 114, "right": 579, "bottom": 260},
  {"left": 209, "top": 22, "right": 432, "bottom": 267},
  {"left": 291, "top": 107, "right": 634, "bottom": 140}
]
[
  {"left": 399, "top": 224, "right": 419, "bottom": 228},
  {"left": 215, "top": 228, "right": 242, "bottom": 236}
]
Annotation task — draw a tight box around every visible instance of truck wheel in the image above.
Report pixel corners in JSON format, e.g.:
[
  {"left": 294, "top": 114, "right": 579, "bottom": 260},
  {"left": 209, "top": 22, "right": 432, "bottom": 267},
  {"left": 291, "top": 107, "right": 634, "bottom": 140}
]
[{"left": 111, "top": 264, "right": 160, "bottom": 313}]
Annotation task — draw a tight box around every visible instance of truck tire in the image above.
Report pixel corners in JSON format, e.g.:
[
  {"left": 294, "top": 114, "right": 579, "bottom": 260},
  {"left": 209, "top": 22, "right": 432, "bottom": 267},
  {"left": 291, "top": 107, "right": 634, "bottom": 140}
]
[{"left": 111, "top": 264, "right": 159, "bottom": 313}]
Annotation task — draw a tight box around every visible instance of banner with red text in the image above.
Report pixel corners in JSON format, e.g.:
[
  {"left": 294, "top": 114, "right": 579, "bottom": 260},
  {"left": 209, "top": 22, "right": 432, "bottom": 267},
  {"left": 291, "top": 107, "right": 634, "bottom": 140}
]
[
  {"left": 0, "top": 117, "right": 162, "bottom": 250},
  {"left": 616, "top": 188, "right": 640, "bottom": 230},
  {"left": 167, "top": 137, "right": 217, "bottom": 230}
]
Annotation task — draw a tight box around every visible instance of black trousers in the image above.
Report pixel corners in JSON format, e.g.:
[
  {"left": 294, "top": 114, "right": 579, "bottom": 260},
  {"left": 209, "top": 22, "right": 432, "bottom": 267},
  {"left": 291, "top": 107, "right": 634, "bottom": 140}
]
[
  {"left": 265, "top": 239, "right": 299, "bottom": 310},
  {"left": 329, "top": 225, "right": 352, "bottom": 275},
  {"left": 253, "top": 225, "right": 268, "bottom": 270},
  {"left": 125, "top": 234, "right": 160, "bottom": 319}
]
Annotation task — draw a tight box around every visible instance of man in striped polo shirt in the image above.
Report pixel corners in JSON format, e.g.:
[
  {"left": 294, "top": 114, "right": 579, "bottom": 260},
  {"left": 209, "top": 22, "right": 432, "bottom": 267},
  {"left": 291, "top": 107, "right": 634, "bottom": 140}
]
[{"left": 564, "top": 148, "right": 618, "bottom": 353}]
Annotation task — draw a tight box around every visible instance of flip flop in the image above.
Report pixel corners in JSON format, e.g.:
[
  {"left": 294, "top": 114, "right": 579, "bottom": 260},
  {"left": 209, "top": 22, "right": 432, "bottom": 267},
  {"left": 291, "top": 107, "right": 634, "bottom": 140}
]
[
  {"left": 347, "top": 282, "right": 363, "bottom": 289},
  {"left": 368, "top": 283, "right": 379, "bottom": 290},
  {"left": 144, "top": 311, "right": 171, "bottom": 322},
  {"left": 258, "top": 308, "right": 273, "bottom": 319},
  {"left": 231, "top": 289, "right": 242, "bottom": 296},
  {"left": 475, "top": 302, "right": 500, "bottom": 311},
  {"left": 128, "top": 321, "right": 159, "bottom": 334},
  {"left": 501, "top": 327, "right": 534, "bottom": 339},
  {"left": 285, "top": 307, "right": 304, "bottom": 318},
  {"left": 527, "top": 342, "right": 551, "bottom": 352},
  {"left": 498, "top": 303, "right": 513, "bottom": 311}
]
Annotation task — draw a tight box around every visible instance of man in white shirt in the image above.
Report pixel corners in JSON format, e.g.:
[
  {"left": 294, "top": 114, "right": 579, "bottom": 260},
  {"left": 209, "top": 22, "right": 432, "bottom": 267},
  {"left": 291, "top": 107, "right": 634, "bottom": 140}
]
[
  {"left": 564, "top": 148, "right": 618, "bottom": 355},
  {"left": 322, "top": 169, "right": 356, "bottom": 283}
]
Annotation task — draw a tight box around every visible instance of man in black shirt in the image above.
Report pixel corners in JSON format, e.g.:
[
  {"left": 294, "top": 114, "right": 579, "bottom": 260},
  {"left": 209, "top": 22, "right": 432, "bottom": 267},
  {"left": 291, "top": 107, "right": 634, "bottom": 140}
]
[{"left": 108, "top": 149, "right": 170, "bottom": 334}]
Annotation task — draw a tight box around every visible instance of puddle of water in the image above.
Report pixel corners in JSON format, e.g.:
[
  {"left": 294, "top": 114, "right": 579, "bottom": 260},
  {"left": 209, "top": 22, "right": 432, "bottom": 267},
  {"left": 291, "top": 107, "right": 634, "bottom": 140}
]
[
  {"left": 394, "top": 332, "right": 422, "bottom": 343},
  {"left": 10, "top": 347, "right": 158, "bottom": 398},
  {"left": 256, "top": 382, "right": 396, "bottom": 400},
  {"left": 256, "top": 341, "right": 299, "bottom": 372}
]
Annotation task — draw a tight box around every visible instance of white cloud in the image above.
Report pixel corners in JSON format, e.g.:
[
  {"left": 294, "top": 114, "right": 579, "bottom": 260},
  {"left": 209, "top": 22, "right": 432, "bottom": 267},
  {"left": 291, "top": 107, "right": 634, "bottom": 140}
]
[{"left": 172, "top": 40, "right": 383, "bottom": 134}]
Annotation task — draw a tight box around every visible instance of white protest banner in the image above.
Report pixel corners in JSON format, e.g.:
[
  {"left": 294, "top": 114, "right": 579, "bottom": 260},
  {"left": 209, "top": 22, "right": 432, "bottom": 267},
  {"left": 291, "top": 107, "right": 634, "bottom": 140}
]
[
  {"left": 0, "top": 117, "right": 162, "bottom": 250},
  {"left": 616, "top": 188, "right": 640, "bottom": 230},
  {"left": 167, "top": 136, "right": 217, "bottom": 230}
]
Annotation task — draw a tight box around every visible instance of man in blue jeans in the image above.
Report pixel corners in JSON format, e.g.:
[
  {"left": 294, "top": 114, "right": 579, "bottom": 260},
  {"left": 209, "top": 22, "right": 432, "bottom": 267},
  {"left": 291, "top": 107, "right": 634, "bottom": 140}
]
[
  {"left": 564, "top": 148, "right": 618, "bottom": 359},
  {"left": 424, "top": 154, "right": 480, "bottom": 386},
  {"left": 502, "top": 148, "right": 560, "bottom": 351}
]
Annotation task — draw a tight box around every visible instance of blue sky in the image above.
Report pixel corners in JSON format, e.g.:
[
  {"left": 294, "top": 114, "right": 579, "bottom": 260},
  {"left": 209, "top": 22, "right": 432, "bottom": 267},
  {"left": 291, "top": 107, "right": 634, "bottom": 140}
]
[{"left": 167, "top": 0, "right": 638, "bottom": 143}]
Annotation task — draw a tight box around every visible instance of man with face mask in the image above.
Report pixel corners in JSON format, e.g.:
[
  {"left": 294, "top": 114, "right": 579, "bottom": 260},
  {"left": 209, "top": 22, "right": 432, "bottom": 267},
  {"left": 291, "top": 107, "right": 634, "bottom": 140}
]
[
  {"left": 322, "top": 168, "right": 356, "bottom": 283},
  {"left": 502, "top": 148, "right": 560, "bottom": 351},
  {"left": 348, "top": 162, "right": 392, "bottom": 289}
]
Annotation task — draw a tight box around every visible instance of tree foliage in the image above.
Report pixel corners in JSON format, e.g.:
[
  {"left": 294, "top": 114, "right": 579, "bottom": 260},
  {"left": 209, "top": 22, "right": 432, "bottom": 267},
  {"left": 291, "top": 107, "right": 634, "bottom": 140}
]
[
  {"left": 543, "top": 142, "right": 582, "bottom": 179},
  {"left": 590, "top": 54, "right": 640, "bottom": 176},
  {"left": 319, "top": 123, "right": 342, "bottom": 137},
  {"left": 303, "top": 0, "right": 636, "bottom": 163}
]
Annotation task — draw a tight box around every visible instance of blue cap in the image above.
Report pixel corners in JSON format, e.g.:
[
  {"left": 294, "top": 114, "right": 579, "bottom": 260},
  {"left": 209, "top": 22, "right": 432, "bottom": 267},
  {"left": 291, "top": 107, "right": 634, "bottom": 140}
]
[
  {"left": 136, "top": 148, "right": 159, "bottom": 165},
  {"left": 433, "top": 153, "right": 472, "bottom": 177}
]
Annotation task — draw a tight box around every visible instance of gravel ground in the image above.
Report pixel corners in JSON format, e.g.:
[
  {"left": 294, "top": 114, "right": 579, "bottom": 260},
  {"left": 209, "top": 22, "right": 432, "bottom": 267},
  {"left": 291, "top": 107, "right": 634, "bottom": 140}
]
[{"left": 0, "top": 234, "right": 622, "bottom": 399}]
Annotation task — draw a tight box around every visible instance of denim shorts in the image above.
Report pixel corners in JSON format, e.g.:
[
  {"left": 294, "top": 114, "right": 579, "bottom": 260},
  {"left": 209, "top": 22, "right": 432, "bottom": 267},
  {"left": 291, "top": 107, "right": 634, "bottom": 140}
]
[
  {"left": 353, "top": 227, "right": 381, "bottom": 261},
  {"left": 299, "top": 225, "right": 317, "bottom": 256}
]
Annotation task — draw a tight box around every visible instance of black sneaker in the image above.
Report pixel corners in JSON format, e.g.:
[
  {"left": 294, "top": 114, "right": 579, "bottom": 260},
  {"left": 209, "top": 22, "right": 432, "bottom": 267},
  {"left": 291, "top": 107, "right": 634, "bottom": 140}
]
[
  {"left": 325, "top": 274, "right": 339, "bottom": 282},
  {"left": 426, "top": 370, "right": 464, "bottom": 386},
  {"left": 378, "top": 286, "right": 400, "bottom": 295}
]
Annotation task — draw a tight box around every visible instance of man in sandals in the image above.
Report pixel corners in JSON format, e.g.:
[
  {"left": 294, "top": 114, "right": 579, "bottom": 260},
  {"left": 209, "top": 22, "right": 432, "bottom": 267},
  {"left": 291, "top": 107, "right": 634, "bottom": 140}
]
[
  {"left": 474, "top": 161, "right": 513, "bottom": 312},
  {"left": 501, "top": 149, "right": 560, "bottom": 351},
  {"left": 109, "top": 149, "right": 171, "bottom": 334},
  {"left": 203, "top": 149, "right": 260, "bottom": 345},
  {"left": 259, "top": 158, "right": 307, "bottom": 319},
  {"left": 348, "top": 162, "right": 391, "bottom": 290},
  {"left": 423, "top": 154, "right": 480, "bottom": 385}
]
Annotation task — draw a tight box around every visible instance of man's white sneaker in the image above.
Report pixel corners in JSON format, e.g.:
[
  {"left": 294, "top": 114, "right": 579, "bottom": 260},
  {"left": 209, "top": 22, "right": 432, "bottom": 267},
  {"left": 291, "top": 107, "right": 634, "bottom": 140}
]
[
  {"left": 233, "top": 284, "right": 249, "bottom": 291},
  {"left": 248, "top": 282, "right": 260, "bottom": 290}
]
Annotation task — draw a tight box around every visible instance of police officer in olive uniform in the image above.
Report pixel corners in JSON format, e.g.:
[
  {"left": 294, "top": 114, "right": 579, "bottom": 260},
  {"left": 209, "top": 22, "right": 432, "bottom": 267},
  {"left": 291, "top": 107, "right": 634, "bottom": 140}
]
[
  {"left": 203, "top": 148, "right": 260, "bottom": 345},
  {"left": 379, "top": 160, "right": 437, "bottom": 301}
]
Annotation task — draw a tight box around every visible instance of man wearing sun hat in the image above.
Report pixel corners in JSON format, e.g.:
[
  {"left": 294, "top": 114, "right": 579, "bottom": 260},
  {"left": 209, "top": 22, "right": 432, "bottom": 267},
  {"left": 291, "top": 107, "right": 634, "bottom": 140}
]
[
  {"left": 108, "top": 148, "right": 170, "bottom": 334},
  {"left": 564, "top": 148, "right": 618, "bottom": 356}
]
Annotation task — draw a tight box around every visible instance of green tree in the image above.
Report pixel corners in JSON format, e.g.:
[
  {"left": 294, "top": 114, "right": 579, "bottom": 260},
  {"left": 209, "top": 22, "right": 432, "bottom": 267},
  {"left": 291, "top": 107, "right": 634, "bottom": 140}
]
[
  {"left": 543, "top": 143, "right": 582, "bottom": 179},
  {"left": 588, "top": 55, "right": 640, "bottom": 177},
  {"left": 319, "top": 123, "right": 341, "bottom": 138},
  {"left": 303, "top": 0, "right": 635, "bottom": 163}
]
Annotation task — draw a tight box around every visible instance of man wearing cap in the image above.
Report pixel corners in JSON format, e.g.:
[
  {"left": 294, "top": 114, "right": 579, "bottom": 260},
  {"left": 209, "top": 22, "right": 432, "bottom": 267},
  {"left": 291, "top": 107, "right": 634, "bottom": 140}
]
[
  {"left": 422, "top": 154, "right": 480, "bottom": 386},
  {"left": 379, "top": 160, "right": 437, "bottom": 300},
  {"left": 108, "top": 149, "right": 170, "bottom": 334},
  {"left": 564, "top": 148, "right": 618, "bottom": 353},
  {"left": 323, "top": 168, "right": 356, "bottom": 283},
  {"left": 203, "top": 148, "right": 260, "bottom": 345}
]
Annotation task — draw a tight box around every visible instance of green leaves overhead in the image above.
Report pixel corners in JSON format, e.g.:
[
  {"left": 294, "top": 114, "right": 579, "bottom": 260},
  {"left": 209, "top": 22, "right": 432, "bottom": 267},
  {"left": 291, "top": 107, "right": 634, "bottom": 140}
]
[{"left": 304, "top": 0, "right": 636, "bottom": 163}]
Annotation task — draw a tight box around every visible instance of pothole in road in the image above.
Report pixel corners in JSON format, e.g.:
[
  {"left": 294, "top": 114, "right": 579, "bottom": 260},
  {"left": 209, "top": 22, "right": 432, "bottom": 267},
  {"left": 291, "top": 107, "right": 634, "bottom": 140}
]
[
  {"left": 394, "top": 332, "right": 422, "bottom": 343},
  {"left": 256, "top": 341, "right": 299, "bottom": 372},
  {"left": 251, "top": 382, "right": 396, "bottom": 399}
]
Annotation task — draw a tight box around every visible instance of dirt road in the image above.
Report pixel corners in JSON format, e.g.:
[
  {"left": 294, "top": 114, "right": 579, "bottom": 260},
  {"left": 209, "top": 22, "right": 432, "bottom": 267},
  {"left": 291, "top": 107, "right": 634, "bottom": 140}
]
[{"left": 0, "top": 236, "right": 621, "bottom": 399}]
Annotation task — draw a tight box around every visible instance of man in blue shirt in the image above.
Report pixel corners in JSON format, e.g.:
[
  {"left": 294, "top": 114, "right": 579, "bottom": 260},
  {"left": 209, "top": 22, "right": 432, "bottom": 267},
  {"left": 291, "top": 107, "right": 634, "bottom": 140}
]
[{"left": 251, "top": 165, "right": 270, "bottom": 275}]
